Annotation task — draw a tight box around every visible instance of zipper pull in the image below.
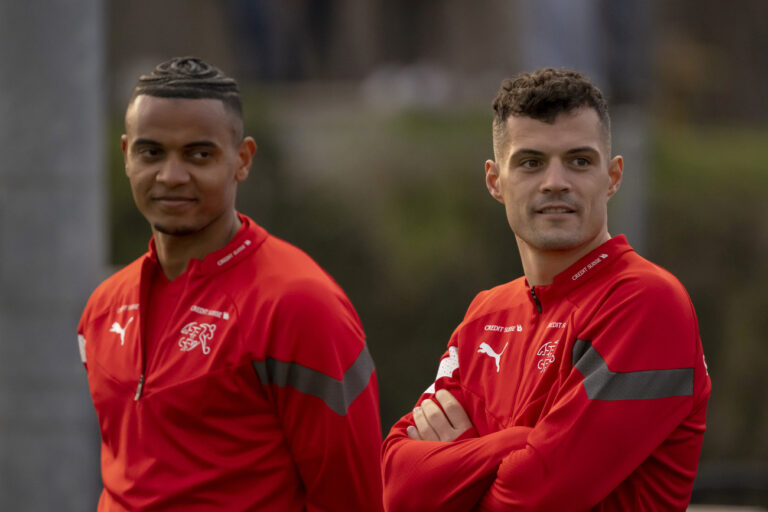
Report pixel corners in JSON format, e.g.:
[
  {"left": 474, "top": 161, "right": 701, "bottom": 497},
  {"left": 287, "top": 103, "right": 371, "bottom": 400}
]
[
  {"left": 134, "top": 374, "right": 145, "bottom": 401},
  {"left": 531, "top": 286, "right": 543, "bottom": 314}
]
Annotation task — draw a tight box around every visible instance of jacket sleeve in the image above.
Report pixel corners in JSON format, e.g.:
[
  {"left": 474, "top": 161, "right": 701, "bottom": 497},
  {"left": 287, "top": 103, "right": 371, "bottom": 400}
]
[
  {"left": 254, "top": 278, "right": 384, "bottom": 512},
  {"left": 476, "top": 278, "right": 710, "bottom": 511},
  {"left": 77, "top": 300, "right": 93, "bottom": 372},
  {"left": 382, "top": 336, "right": 532, "bottom": 512}
]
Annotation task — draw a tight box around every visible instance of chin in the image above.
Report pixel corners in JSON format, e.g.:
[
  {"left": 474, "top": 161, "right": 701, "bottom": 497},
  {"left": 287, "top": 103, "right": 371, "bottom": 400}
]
[
  {"left": 535, "top": 238, "right": 583, "bottom": 251},
  {"left": 522, "top": 228, "right": 591, "bottom": 252},
  {"left": 153, "top": 223, "right": 201, "bottom": 237}
]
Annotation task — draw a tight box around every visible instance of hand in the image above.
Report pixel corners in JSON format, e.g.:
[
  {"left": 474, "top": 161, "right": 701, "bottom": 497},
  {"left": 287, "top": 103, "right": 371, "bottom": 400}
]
[{"left": 407, "top": 389, "right": 473, "bottom": 442}]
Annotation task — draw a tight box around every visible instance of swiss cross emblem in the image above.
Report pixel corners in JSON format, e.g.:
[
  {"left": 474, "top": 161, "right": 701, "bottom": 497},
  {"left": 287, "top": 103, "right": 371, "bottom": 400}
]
[
  {"left": 178, "top": 322, "right": 216, "bottom": 355},
  {"left": 536, "top": 340, "right": 559, "bottom": 372}
]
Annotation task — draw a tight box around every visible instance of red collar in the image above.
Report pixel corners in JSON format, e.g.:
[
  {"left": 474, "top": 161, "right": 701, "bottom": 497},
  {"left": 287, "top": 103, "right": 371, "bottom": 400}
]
[
  {"left": 526, "top": 235, "right": 634, "bottom": 306},
  {"left": 145, "top": 213, "right": 268, "bottom": 278}
]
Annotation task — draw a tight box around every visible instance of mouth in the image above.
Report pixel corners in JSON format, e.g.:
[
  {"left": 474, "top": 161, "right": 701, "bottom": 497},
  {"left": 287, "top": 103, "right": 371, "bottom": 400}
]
[
  {"left": 152, "top": 196, "right": 197, "bottom": 207},
  {"left": 535, "top": 204, "right": 577, "bottom": 214}
]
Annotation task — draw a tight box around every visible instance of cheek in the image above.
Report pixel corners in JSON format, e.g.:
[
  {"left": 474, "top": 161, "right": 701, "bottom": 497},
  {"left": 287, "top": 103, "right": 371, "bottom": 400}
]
[{"left": 128, "top": 172, "right": 150, "bottom": 193}]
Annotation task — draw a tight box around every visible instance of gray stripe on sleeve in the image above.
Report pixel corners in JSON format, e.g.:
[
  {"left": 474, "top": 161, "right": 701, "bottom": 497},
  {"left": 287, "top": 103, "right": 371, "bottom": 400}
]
[
  {"left": 252, "top": 345, "right": 375, "bottom": 416},
  {"left": 572, "top": 339, "right": 694, "bottom": 401}
]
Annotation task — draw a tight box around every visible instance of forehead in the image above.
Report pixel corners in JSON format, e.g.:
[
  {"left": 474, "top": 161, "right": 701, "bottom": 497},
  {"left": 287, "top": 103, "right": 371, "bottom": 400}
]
[
  {"left": 502, "top": 107, "right": 606, "bottom": 157},
  {"left": 125, "top": 95, "right": 236, "bottom": 144}
]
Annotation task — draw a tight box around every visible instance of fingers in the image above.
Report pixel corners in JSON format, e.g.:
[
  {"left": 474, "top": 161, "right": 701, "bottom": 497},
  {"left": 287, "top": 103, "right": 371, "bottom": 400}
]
[
  {"left": 406, "top": 425, "right": 422, "bottom": 440},
  {"left": 435, "top": 389, "right": 473, "bottom": 435},
  {"left": 420, "top": 399, "right": 454, "bottom": 440},
  {"left": 409, "top": 390, "right": 475, "bottom": 442},
  {"left": 412, "top": 403, "right": 440, "bottom": 441}
]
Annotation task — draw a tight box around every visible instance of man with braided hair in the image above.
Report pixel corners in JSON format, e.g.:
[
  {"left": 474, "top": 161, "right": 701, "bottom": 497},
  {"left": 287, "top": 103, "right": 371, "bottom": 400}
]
[
  {"left": 78, "top": 57, "right": 384, "bottom": 511},
  {"left": 382, "top": 69, "right": 710, "bottom": 510}
]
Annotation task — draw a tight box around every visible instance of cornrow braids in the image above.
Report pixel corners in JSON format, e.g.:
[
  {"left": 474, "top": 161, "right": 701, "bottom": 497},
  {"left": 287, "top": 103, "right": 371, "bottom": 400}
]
[{"left": 131, "top": 56, "right": 243, "bottom": 116}]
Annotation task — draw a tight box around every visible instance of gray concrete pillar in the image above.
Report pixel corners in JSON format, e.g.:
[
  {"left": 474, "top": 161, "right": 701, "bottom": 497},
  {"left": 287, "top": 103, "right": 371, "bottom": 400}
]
[{"left": 0, "top": 1, "right": 105, "bottom": 509}]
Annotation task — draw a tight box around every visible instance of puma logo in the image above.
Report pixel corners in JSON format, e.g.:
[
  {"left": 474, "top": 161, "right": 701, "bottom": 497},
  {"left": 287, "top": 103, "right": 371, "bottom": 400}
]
[
  {"left": 478, "top": 342, "right": 508, "bottom": 373},
  {"left": 110, "top": 317, "right": 134, "bottom": 346}
]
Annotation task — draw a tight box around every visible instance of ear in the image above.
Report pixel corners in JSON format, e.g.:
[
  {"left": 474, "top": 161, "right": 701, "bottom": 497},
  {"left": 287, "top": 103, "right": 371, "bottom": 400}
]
[
  {"left": 606, "top": 155, "right": 623, "bottom": 198},
  {"left": 121, "top": 134, "right": 128, "bottom": 165},
  {"left": 485, "top": 160, "right": 504, "bottom": 203},
  {"left": 235, "top": 136, "right": 257, "bottom": 182}
]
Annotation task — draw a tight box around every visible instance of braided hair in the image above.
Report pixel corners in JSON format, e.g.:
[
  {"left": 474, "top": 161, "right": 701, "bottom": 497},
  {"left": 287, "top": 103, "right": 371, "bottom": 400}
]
[{"left": 129, "top": 57, "right": 244, "bottom": 140}]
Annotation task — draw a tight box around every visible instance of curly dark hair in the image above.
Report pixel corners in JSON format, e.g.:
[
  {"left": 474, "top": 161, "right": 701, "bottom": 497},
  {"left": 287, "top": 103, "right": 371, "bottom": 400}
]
[
  {"left": 491, "top": 68, "right": 611, "bottom": 158},
  {"left": 128, "top": 56, "right": 244, "bottom": 139}
]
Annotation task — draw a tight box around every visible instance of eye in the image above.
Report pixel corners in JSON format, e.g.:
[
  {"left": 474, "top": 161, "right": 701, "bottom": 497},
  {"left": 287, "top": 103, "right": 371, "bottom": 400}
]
[
  {"left": 137, "top": 147, "right": 163, "bottom": 160},
  {"left": 571, "top": 156, "right": 591, "bottom": 167},
  {"left": 188, "top": 148, "right": 215, "bottom": 162},
  {"left": 520, "top": 159, "right": 541, "bottom": 170}
]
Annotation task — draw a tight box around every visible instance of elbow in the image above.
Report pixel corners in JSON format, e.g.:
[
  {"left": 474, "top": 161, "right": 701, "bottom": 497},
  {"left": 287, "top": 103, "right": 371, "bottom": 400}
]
[{"left": 380, "top": 440, "right": 432, "bottom": 512}]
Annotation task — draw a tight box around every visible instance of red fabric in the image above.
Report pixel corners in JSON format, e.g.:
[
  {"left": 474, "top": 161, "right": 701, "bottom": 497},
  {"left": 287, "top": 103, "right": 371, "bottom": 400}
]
[
  {"left": 79, "top": 214, "right": 384, "bottom": 511},
  {"left": 143, "top": 267, "right": 185, "bottom": 371},
  {"left": 382, "top": 236, "right": 710, "bottom": 511}
]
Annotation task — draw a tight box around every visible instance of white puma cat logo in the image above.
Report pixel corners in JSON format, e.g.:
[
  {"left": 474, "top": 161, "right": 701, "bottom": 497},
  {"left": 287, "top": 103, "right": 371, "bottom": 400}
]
[
  {"left": 109, "top": 317, "right": 134, "bottom": 346},
  {"left": 478, "top": 342, "right": 508, "bottom": 373}
]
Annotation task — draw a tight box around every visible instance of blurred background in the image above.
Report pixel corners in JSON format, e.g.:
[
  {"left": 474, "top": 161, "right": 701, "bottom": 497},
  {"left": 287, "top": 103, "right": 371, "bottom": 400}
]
[{"left": 1, "top": 0, "right": 767, "bottom": 509}]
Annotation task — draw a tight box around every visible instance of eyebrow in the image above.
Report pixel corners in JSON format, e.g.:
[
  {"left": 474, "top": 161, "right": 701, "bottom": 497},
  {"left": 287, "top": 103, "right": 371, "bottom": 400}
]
[
  {"left": 565, "top": 146, "right": 600, "bottom": 155},
  {"left": 131, "top": 139, "right": 220, "bottom": 149},
  {"left": 510, "top": 146, "right": 600, "bottom": 160},
  {"left": 510, "top": 149, "right": 546, "bottom": 160},
  {"left": 183, "top": 141, "right": 219, "bottom": 149},
  {"left": 132, "top": 138, "right": 161, "bottom": 147}
]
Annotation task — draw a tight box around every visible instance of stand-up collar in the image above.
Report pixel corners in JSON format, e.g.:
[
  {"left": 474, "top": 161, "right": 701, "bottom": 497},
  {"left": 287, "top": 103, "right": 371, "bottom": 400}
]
[
  {"left": 528, "top": 235, "right": 634, "bottom": 308},
  {"left": 145, "top": 213, "right": 268, "bottom": 277}
]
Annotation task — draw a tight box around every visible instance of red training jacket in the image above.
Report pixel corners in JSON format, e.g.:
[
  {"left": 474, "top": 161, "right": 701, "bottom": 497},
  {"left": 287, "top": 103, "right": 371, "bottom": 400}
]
[
  {"left": 78, "top": 214, "right": 384, "bottom": 511},
  {"left": 382, "top": 235, "right": 710, "bottom": 511}
]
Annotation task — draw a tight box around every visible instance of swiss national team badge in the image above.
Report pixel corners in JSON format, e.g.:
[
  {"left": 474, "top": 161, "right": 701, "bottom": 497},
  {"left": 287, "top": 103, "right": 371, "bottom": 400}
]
[
  {"left": 536, "top": 340, "right": 559, "bottom": 372},
  {"left": 178, "top": 322, "right": 216, "bottom": 355}
]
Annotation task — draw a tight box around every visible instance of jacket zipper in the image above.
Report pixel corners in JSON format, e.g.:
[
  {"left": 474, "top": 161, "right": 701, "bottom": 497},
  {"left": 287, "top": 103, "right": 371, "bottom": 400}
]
[
  {"left": 531, "top": 286, "right": 543, "bottom": 314},
  {"left": 134, "top": 374, "right": 145, "bottom": 401}
]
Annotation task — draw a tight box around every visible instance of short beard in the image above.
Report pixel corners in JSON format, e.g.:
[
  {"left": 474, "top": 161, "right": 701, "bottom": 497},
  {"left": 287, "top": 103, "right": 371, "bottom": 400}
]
[
  {"left": 529, "top": 232, "right": 583, "bottom": 251},
  {"left": 153, "top": 223, "right": 199, "bottom": 236}
]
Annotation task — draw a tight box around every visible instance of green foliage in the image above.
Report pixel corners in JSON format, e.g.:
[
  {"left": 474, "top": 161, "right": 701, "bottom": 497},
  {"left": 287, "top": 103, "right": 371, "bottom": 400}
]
[{"left": 650, "top": 123, "right": 768, "bottom": 460}]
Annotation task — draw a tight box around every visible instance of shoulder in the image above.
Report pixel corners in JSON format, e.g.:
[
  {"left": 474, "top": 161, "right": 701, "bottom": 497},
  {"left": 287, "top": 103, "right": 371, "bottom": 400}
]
[
  {"left": 238, "top": 232, "right": 359, "bottom": 323},
  {"left": 608, "top": 251, "right": 694, "bottom": 313},
  {"left": 79, "top": 255, "right": 145, "bottom": 327},
  {"left": 246, "top": 237, "right": 366, "bottom": 360},
  {"left": 253, "top": 234, "right": 346, "bottom": 300},
  {"left": 465, "top": 277, "right": 528, "bottom": 318},
  {"left": 582, "top": 252, "right": 701, "bottom": 366},
  {"left": 84, "top": 257, "right": 144, "bottom": 308}
]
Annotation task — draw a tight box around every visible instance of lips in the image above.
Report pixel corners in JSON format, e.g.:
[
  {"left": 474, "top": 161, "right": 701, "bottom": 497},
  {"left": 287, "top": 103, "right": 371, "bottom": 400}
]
[
  {"left": 152, "top": 196, "right": 197, "bottom": 208},
  {"left": 535, "top": 204, "right": 576, "bottom": 214}
]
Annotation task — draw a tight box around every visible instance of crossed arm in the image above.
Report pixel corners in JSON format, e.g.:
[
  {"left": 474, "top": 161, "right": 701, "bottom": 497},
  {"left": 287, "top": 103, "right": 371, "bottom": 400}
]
[
  {"left": 382, "top": 284, "right": 707, "bottom": 511},
  {"left": 382, "top": 388, "right": 532, "bottom": 512},
  {"left": 407, "top": 389, "right": 473, "bottom": 442}
]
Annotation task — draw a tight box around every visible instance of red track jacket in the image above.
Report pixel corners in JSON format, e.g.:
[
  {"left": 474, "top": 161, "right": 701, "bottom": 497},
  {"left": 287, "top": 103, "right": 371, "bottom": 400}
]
[
  {"left": 383, "top": 236, "right": 710, "bottom": 511},
  {"left": 78, "top": 214, "right": 384, "bottom": 511}
]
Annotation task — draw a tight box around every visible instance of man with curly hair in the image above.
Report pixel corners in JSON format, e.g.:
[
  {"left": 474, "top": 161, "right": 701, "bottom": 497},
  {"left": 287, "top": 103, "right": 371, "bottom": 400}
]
[
  {"left": 78, "top": 57, "right": 384, "bottom": 511},
  {"left": 382, "top": 68, "right": 710, "bottom": 511}
]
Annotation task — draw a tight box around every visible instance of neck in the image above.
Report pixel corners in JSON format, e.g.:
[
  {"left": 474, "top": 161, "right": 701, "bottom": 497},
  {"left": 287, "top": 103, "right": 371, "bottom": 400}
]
[
  {"left": 517, "top": 231, "right": 611, "bottom": 287},
  {"left": 152, "top": 211, "right": 241, "bottom": 281}
]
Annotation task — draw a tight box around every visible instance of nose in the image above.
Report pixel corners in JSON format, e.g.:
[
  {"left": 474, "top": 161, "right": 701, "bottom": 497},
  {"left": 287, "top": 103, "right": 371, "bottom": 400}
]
[
  {"left": 155, "top": 155, "right": 190, "bottom": 186},
  {"left": 539, "top": 159, "right": 571, "bottom": 194}
]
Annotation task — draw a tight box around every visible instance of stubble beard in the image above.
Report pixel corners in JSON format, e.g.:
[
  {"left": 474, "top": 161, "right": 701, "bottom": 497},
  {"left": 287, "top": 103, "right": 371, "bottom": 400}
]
[
  {"left": 151, "top": 208, "right": 232, "bottom": 238},
  {"left": 527, "top": 230, "right": 584, "bottom": 251},
  {"left": 152, "top": 223, "right": 200, "bottom": 237},
  {"left": 514, "top": 211, "right": 587, "bottom": 252}
]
